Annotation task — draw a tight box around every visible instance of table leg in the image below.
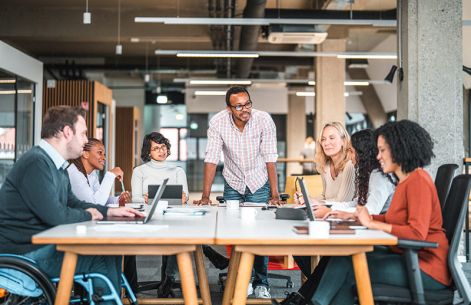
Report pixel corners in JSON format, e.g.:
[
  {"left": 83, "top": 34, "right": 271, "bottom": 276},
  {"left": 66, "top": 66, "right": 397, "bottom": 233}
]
[
  {"left": 55, "top": 251, "right": 78, "bottom": 305},
  {"left": 466, "top": 204, "right": 470, "bottom": 262},
  {"left": 195, "top": 246, "right": 212, "bottom": 305},
  {"left": 352, "top": 253, "right": 373, "bottom": 305},
  {"left": 177, "top": 251, "right": 199, "bottom": 305},
  {"left": 232, "top": 252, "right": 254, "bottom": 305},
  {"left": 222, "top": 249, "right": 241, "bottom": 305}
]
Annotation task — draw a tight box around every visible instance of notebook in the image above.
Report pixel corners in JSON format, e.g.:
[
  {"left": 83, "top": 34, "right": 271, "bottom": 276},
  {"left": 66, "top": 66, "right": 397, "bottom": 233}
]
[
  {"left": 97, "top": 178, "right": 169, "bottom": 224},
  {"left": 148, "top": 184, "right": 183, "bottom": 205}
]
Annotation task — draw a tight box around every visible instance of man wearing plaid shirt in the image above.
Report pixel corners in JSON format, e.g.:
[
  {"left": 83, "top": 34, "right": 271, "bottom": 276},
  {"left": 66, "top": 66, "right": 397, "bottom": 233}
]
[{"left": 194, "top": 86, "right": 283, "bottom": 298}]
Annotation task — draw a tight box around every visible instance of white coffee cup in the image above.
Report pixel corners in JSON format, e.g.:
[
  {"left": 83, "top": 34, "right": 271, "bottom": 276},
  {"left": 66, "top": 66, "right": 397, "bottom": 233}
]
[
  {"left": 226, "top": 200, "right": 240, "bottom": 210},
  {"left": 240, "top": 207, "right": 258, "bottom": 221},
  {"left": 309, "top": 220, "right": 330, "bottom": 238}
]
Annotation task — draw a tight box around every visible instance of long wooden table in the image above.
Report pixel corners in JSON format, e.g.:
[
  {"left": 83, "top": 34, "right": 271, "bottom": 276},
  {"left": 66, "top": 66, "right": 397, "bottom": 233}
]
[
  {"left": 215, "top": 208, "right": 397, "bottom": 305},
  {"left": 32, "top": 208, "right": 217, "bottom": 305}
]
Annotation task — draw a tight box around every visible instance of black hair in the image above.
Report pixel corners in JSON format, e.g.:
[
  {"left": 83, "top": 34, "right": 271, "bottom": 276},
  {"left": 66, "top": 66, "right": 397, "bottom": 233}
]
[
  {"left": 351, "top": 129, "right": 381, "bottom": 206},
  {"left": 225, "top": 86, "right": 251, "bottom": 106},
  {"left": 375, "top": 120, "right": 435, "bottom": 174},
  {"left": 69, "top": 138, "right": 103, "bottom": 185},
  {"left": 41, "top": 106, "right": 87, "bottom": 139},
  {"left": 140, "top": 132, "right": 171, "bottom": 162}
]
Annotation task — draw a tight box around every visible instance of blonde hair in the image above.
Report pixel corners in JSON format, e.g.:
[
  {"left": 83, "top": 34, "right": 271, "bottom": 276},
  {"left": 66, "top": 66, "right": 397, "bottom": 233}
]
[{"left": 314, "top": 121, "right": 351, "bottom": 174}]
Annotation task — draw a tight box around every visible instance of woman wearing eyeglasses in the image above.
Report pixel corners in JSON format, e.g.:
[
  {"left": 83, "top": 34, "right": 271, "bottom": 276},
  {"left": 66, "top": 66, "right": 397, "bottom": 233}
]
[{"left": 131, "top": 131, "right": 189, "bottom": 297}]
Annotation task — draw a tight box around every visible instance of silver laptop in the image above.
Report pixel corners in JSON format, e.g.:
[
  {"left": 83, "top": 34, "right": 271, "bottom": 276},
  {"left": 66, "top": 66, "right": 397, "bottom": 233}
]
[
  {"left": 97, "top": 178, "right": 169, "bottom": 224},
  {"left": 148, "top": 184, "right": 183, "bottom": 205}
]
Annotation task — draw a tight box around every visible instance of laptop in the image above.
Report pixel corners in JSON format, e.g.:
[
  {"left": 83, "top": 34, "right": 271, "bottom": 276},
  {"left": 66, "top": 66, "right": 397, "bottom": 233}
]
[
  {"left": 97, "top": 178, "right": 169, "bottom": 224},
  {"left": 298, "top": 179, "right": 316, "bottom": 221},
  {"left": 148, "top": 184, "right": 183, "bottom": 205}
]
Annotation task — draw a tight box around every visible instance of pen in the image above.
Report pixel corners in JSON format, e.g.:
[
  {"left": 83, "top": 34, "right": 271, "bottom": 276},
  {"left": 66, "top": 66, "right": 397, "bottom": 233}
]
[{"left": 120, "top": 179, "right": 125, "bottom": 192}]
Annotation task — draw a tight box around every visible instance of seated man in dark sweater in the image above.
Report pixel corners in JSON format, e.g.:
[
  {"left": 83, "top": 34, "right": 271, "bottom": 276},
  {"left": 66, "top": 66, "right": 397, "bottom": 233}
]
[{"left": 0, "top": 106, "right": 144, "bottom": 304}]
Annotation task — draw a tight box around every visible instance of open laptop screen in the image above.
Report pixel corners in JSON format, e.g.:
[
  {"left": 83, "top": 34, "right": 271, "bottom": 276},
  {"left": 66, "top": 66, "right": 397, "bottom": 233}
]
[
  {"left": 148, "top": 184, "right": 182, "bottom": 199},
  {"left": 298, "top": 179, "right": 316, "bottom": 221}
]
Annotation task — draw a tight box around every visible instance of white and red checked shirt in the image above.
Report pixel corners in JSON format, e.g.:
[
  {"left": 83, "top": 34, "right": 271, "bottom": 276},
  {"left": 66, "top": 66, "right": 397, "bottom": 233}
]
[{"left": 205, "top": 109, "right": 278, "bottom": 195}]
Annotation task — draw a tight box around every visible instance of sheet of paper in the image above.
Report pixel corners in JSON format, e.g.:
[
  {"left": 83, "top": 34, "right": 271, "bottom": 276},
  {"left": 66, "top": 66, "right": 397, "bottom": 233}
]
[{"left": 92, "top": 224, "right": 168, "bottom": 233}]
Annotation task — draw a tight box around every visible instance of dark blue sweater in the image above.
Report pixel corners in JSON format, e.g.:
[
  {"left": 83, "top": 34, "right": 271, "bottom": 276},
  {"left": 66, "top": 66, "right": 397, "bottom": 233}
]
[{"left": 0, "top": 146, "right": 108, "bottom": 254}]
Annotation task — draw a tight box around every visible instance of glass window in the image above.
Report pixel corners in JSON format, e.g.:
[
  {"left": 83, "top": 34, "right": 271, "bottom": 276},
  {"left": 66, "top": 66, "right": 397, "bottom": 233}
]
[{"left": 0, "top": 71, "right": 35, "bottom": 187}]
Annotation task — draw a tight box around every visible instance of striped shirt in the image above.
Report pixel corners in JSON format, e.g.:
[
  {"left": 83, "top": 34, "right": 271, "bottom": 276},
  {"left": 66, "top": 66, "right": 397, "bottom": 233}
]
[{"left": 205, "top": 109, "right": 278, "bottom": 195}]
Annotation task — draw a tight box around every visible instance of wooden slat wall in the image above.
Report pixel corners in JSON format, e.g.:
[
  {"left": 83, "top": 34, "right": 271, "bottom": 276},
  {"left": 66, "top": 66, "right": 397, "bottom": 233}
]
[
  {"left": 42, "top": 80, "right": 95, "bottom": 136},
  {"left": 115, "top": 107, "right": 135, "bottom": 191}
]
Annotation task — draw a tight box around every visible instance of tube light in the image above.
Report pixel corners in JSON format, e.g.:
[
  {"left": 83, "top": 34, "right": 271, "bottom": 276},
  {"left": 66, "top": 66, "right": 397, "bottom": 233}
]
[
  {"left": 176, "top": 52, "right": 259, "bottom": 58},
  {"left": 190, "top": 80, "right": 252, "bottom": 85},
  {"left": 194, "top": 91, "right": 227, "bottom": 96},
  {"left": 308, "top": 81, "right": 315, "bottom": 85},
  {"left": 296, "top": 92, "right": 315, "bottom": 97},
  {"left": 0, "top": 89, "right": 32, "bottom": 94},
  {"left": 337, "top": 54, "right": 397, "bottom": 59},
  {"left": 0, "top": 79, "right": 16, "bottom": 84},
  {"left": 344, "top": 81, "right": 370, "bottom": 86}
]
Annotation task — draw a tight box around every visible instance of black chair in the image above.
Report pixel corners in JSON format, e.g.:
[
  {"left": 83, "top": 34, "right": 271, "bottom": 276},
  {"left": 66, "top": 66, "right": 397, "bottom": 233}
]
[
  {"left": 435, "top": 163, "right": 459, "bottom": 210},
  {"left": 371, "top": 174, "right": 471, "bottom": 305}
]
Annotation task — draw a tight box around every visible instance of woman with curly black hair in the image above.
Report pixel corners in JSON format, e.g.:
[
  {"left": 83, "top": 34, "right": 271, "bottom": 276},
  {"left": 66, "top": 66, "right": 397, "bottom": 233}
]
[
  {"left": 306, "top": 120, "right": 449, "bottom": 305},
  {"left": 131, "top": 132, "right": 189, "bottom": 297},
  {"left": 278, "top": 129, "right": 396, "bottom": 305}
]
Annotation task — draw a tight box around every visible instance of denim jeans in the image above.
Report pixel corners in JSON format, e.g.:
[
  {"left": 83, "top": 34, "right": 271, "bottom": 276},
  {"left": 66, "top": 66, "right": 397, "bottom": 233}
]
[
  {"left": 162, "top": 255, "right": 178, "bottom": 279},
  {"left": 311, "top": 247, "right": 447, "bottom": 305},
  {"left": 224, "top": 180, "right": 270, "bottom": 288},
  {"left": 24, "top": 245, "right": 122, "bottom": 305}
]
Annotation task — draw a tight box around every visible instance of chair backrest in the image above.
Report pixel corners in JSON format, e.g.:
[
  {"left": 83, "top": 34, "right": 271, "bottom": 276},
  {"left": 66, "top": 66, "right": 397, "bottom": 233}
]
[
  {"left": 434, "top": 163, "right": 459, "bottom": 210},
  {"left": 442, "top": 174, "right": 471, "bottom": 304},
  {"left": 284, "top": 175, "right": 323, "bottom": 204}
]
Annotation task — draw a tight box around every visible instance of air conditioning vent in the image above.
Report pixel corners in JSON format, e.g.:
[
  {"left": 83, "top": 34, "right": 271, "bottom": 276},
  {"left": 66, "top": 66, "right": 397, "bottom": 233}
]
[{"left": 267, "top": 25, "right": 328, "bottom": 44}]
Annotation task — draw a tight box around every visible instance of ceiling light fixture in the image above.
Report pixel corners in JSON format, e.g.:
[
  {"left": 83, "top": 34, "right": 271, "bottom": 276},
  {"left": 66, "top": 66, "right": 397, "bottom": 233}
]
[
  {"left": 0, "top": 89, "right": 32, "bottom": 95},
  {"left": 156, "top": 50, "right": 396, "bottom": 59},
  {"left": 296, "top": 91, "right": 315, "bottom": 97},
  {"left": 194, "top": 90, "right": 227, "bottom": 96},
  {"left": 190, "top": 80, "right": 252, "bottom": 85},
  {"left": 308, "top": 81, "right": 315, "bottom": 85},
  {"left": 344, "top": 81, "right": 370, "bottom": 86},
  {"left": 134, "top": 17, "right": 396, "bottom": 27},
  {"left": 83, "top": 0, "right": 91, "bottom": 24},
  {"left": 337, "top": 54, "right": 397, "bottom": 59},
  {"left": 176, "top": 52, "right": 259, "bottom": 58},
  {"left": 0, "top": 79, "right": 16, "bottom": 84},
  {"left": 115, "top": 0, "right": 122, "bottom": 55}
]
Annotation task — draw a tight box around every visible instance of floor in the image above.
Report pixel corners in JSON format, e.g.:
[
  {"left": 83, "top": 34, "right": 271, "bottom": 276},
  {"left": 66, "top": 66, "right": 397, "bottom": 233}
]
[{"left": 135, "top": 250, "right": 471, "bottom": 305}]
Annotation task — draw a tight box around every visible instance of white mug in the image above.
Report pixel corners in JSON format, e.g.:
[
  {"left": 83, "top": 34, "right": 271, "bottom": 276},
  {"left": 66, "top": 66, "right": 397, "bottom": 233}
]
[
  {"left": 309, "top": 220, "right": 330, "bottom": 238},
  {"left": 226, "top": 200, "right": 240, "bottom": 210},
  {"left": 240, "top": 207, "right": 258, "bottom": 221}
]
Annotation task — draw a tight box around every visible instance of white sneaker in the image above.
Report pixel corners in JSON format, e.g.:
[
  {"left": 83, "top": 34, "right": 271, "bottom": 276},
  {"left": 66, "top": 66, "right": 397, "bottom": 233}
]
[
  {"left": 247, "top": 283, "right": 254, "bottom": 296},
  {"left": 254, "top": 285, "right": 271, "bottom": 298}
]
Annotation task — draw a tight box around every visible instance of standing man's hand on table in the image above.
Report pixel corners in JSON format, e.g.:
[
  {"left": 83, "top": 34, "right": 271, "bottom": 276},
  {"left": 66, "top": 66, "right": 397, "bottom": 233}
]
[
  {"left": 268, "top": 195, "right": 285, "bottom": 206},
  {"left": 193, "top": 197, "right": 212, "bottom": 206},
  {"left": 86, "top": 208, "right": 103, "bottom": 220},
  {"left": 107, "top": 207, "right": 145, "bottom": 218}
]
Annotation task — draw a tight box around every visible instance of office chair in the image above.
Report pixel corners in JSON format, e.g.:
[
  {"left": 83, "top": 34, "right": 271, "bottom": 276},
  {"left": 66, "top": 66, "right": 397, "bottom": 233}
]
[
  {"left": 434, "top": 163, "right": 459, "bottom": 210},
  {"left": 370, "top": 174, "right": 471, "bottom": 305},
  {"left": 0, "top": 254, "right": 137, "bottom": 305}
]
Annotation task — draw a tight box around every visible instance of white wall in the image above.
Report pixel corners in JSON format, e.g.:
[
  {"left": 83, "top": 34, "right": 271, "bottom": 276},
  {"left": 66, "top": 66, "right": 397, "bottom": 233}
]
[
  {"left": 464, "top": 0, "right": 471, "bottom": 89},
  {"left": 186, "top": 86, "right": 288, "bottom": 114},
  {"left": 0, "top": 40, "right": 43, "bottom": 143},
  {"left": 304, "top": 94, "right": 366, "bottom": 114}
]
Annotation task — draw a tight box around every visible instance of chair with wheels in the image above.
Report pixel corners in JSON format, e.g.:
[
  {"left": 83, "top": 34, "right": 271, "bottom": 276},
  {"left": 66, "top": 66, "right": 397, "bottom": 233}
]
[
  {"left": 371, "top": 174, "right": 471, "bottom": 305},
  {"left": 0, "top": 253, "right": 137, "bottom": 305}
]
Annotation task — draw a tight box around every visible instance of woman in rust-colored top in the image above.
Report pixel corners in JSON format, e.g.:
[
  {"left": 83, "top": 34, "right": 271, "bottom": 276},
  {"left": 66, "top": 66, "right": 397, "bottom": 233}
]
[{"left": 307, "top": 120, "right": 450, "bottom": 305}]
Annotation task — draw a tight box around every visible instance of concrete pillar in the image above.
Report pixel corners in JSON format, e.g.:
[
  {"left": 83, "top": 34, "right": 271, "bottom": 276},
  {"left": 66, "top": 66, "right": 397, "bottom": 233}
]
[
  {"left": 315, "top": 39, "right": 346, "bottom": 136},
  {"left": 286, "top": 94, "right": 306, "bottom": 176},
  {"left": 398, "top": 0, "right": 463, "bottom": 175}
]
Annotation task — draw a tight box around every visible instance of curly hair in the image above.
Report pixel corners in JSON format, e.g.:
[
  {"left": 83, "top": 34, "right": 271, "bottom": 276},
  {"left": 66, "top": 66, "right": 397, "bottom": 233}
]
[
  {"left": 375, "top": 120, "right": 435, "bottom": 174},
  {"left": 69, "top": 137, "right": 103, "bottom": 185},
  {"left": 314, "top": 121, "right": 351, "bottom": 174},
  {"left": 351, "top": 129, "right": 381, "bottom": 206},
  {"left": 225, "top": 86, "right": 251, "bottom": 106},
  {"left": 140, "top": 132, "right": 171, "bottom": 162}
]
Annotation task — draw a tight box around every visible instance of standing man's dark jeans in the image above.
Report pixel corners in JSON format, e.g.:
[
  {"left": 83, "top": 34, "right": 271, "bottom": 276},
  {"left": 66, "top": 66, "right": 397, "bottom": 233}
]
[
  {"left": 294, "top": 256, "right": 312, "bottom": 278},
  {"left": 223, "top": 180, "right": 271, "bottom": 288}
]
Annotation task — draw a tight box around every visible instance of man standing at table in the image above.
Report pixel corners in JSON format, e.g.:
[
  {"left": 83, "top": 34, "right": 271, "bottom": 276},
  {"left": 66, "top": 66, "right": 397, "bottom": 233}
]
[
  {"left": 194, "top": 86, "right": 282, "bottom": 298},
  {"left": 0, "top": 106, "right": 143, "bottom": 302}
]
